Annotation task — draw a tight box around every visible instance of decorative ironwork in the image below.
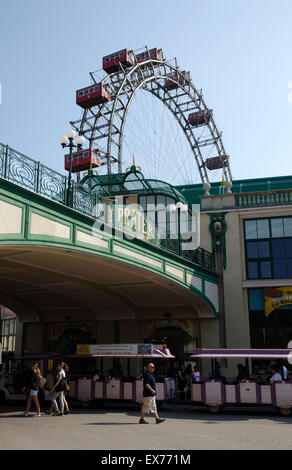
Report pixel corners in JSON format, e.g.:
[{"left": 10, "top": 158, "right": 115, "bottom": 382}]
[
  {"left": 72, "top": 184, "right": 97, "bottom": 218},
  {"left": 39, "top": 164, "right": 67, "bottom": 204},
  {"left": 0, "top": 143, "right": 67, "bottom": 205},
  {"left": 7, "top": 147, "right": 37, "bottom": 192},
  {"left": 0, "top": 142, "right": 215, "bottom": 272}
]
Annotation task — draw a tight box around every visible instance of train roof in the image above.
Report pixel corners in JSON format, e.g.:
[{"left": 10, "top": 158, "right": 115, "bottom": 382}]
[{"left": 190, "top": 348, "right": 292, "bottom": 359}]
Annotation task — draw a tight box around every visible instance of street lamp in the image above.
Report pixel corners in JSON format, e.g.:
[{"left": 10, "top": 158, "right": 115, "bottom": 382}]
[{"left": 60, "top": 130, "right": 85, "bottom": 206}]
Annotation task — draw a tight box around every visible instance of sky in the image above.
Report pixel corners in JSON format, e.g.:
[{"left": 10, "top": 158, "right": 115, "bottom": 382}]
[{"left": 1, "top": 0, "right": 292, "bottom": 184}]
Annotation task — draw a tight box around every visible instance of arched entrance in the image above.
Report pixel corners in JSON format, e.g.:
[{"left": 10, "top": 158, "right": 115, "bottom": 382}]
[
  {"left": 49, "top": 328, "right": 92, "bottom": 357},
  {"left": 145, "top": 325, "right": 196, "bottom": 374}
]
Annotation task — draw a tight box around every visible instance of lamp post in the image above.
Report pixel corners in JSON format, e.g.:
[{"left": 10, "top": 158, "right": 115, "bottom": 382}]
[{"left": 60, "top": 130, "right": 85, "bottom": 206}]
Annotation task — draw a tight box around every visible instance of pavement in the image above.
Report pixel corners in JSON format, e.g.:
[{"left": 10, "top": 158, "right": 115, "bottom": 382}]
[{"left": 1, "top": 401, "right": 292, "bottom": 450}]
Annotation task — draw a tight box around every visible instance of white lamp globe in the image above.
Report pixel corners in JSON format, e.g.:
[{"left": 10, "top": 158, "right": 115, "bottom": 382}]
[
  {"left": 76, "top": 135, "right": 85, "bottom": 147},
  {"left": 60, "top": 135, "right": 69, "bottom": 146},
  {"left": 66, "top": 129, "right": 76, "bottom": 140}
]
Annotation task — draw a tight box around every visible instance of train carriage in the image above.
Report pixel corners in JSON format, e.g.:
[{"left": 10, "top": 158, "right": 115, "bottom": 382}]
[
  {"left": 68, "top": 344, "right": 176, "bottom": 407},
  {"left": 190, "top": 348, "right": 292, "bottom": 416},
  {"left": 103, "top": 48, "right": 135, "bottom": 74},
  {"left": 64, "top": 148, "right": 102, "bottom": 173},
  {"left": 76, "top": 82, "right": 111, "bottom": 109}
]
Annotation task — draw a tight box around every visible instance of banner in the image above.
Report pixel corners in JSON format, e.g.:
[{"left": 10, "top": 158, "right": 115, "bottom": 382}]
[
  {"left": 76, "top": 344, "right": 153, "bottom": 356},
  {"left": 264, "top": 287, "right": 292, "bottom": 317}
]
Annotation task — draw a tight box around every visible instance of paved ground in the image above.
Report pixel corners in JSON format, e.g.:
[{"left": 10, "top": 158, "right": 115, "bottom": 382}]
[{"left": 1, "top": 402, "right": 292, "bottom": 450}]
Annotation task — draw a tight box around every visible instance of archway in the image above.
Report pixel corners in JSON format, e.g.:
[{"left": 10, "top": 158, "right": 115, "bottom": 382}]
[{"left": 145, "top": 325, "right": 196, "bottom": 375}]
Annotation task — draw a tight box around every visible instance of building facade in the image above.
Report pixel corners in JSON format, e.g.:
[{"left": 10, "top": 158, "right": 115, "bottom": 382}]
[{"left": 0, "top": 143, "right": 291, "bottom": 378}]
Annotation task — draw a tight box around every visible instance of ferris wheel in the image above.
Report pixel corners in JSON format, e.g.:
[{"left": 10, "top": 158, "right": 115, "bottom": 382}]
[{"left": 69, "top": 46, "right": 232, "bottom": 186}]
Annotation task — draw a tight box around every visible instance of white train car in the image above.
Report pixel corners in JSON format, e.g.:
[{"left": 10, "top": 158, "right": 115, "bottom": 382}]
[{"left": 190, "top": 348, "right": 292, "bottom": 416}]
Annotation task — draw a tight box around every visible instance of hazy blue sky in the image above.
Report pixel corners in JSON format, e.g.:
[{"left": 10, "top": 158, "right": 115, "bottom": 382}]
[{"left": 1, "top": 0, "right": 292, "bottom": 183}]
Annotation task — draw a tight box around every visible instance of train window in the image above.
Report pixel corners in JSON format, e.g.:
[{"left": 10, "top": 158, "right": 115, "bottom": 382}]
[
  {"left": 78, "top": 91, "right": 83, "bottom": 97},
  {"left": 94, "top": 86, "right": 99, "bottom": 92},
  {"left": 84, "top": 89, "right": 88, "bottom": 95},
  {"left": 85, "top": 152, "right": 89, "bottom": 158},
  {"left": 105, "top": 58, "right": 109, "bottom": 62},
  {"left": 89, "top": 88, "right": 94, "bottom": 93}
]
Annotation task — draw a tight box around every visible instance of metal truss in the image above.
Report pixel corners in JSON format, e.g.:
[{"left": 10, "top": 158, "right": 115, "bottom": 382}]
[{"left": 70, "top": 54, "right": 232, "bottom": 183}]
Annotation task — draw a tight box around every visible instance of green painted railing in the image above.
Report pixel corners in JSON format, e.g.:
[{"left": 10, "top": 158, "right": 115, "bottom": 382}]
[{"left": 0, "top": 142, "right": 214, "bottom": 272}]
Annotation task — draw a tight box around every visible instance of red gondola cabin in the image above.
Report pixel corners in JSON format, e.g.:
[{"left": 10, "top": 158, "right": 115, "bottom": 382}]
[
  {"left": 135, "top": 48, "right": 163, "bottom": 64},
  {"left": 76, "top": 83, "right": 111, "bottom": 109},
  {"left": 64, "top": 148, "right": 102, "bottom": 173},
  {"left": 188, "top": 110, "right": 212, "bottom": 127},
  {"left": 164, "top": 71, "right": 190, "bottom": 90},
  {"left": 103, "top": 49, "right": 135, "bottom": 74}
]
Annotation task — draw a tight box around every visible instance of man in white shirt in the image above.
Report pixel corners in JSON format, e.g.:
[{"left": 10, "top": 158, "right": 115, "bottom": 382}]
[{"left": 269, "top": 366, "right": 282, "bottom": 384}]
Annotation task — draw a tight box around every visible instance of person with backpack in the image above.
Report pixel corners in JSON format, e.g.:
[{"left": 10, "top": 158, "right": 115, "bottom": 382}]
[{"left": 49, "top": 361, "right": 67, "bottom": 416}]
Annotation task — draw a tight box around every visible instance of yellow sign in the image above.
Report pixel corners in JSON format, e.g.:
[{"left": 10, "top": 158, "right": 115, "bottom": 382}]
[
  {"left": 76, "top": 344, "right": 91, "bottom": 355},
  {"left": 264, "top": 287, "right": 292, "bottom": 317}
]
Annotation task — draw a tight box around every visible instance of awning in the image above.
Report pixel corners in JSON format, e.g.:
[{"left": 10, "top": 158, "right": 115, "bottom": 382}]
[{"left": 190, "top": 348, "right": 292, "bottom": 359}]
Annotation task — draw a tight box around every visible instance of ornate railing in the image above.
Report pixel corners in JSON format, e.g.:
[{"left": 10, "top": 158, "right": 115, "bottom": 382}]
[
  {"left": 0, "top": 143, "right": 67, "bottom": 204},
  {"left": 235, "top": 190, "right": 292, "bottom": 208},
  {"left": 0, "top": 142, "right": 215, "bottom": 272}
]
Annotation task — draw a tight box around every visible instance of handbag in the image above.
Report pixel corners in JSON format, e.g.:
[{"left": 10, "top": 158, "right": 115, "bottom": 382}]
[{"left": 39, "top": 376, "right": 47, "bottom": 388}]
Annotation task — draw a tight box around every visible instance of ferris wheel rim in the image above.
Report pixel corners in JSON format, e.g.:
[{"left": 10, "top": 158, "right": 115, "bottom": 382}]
[{"left": 70, "top": 54, "right": 232, "bottom": 184}]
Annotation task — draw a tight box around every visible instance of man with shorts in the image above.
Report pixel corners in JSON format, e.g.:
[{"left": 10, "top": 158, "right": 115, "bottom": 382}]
[{"left": 139, "top": 363, "right": 165, "bottom": 424}]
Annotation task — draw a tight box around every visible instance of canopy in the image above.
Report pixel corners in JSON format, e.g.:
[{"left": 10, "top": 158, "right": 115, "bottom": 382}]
[
  {"left": 69, "top": 347, "right": 175, "bottom": 359},
  {"left": 190, "top": 348, "right": 292, "bottom": 359}
]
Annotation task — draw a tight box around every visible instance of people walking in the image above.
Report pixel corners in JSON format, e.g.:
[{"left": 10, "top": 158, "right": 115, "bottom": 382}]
[
  {"left": 23, "top": 362, "right": 41, "bottom": 417},
  {"left": 49, "top": 361, "right": 67, "bottom": 416},
  {"left": 139, "top": 363, "right": 165, "bottom": 424}
]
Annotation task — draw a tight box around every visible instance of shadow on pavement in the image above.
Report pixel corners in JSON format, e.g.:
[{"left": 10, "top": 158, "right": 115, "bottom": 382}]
[{"left": 0, "top": 402, "right": 291, "bottom": 425}]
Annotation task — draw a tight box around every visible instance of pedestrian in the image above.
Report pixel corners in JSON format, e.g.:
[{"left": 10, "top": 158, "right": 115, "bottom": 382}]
[
  {"left": 63, "top": 362, "right": 70, "bottom": 415},
  {"left": 23, "top": 362, "right": 41, "bottom": 417},
  {"left": 167, "top": 361, "right": 178, "bottom": 378},
  {"left": 139, "top": 363, "right": 165, "bottom": 424},
  {"left": 48, "top": 361, "right": 67, "bottom": 416},
  {"left": 191, "top": 365, "right": 201, "bottom": 383},
  {"left": 178, "top": 363, "right": 187, "bottom": 400}
]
